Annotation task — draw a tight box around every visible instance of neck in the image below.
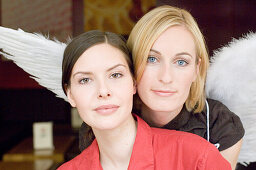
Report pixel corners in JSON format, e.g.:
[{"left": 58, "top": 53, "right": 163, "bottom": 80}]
[
  {"left": 141, "top": 104, "right": 183, "bottom": 127},
  {"left": 93, "top": 114, "right": 137, "bottom": 170}
]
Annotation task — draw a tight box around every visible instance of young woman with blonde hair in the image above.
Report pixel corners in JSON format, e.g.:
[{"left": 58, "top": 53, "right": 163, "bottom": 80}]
[{"left": 126, "top": 5, "right": 244, "bottom": 169}]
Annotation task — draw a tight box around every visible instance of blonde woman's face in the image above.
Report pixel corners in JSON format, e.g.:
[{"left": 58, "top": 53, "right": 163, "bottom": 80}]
[{"left": 137, "top": 26, "right": 200, "bottom": 113}]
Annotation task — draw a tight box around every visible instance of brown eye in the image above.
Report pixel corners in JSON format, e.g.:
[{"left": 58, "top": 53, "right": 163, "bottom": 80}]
[
  {"left": 79, "top": 78, "right": 91, "bottom": 84},
  {"left": 110, "top": 73, "right": 123, "bottom": 79}
]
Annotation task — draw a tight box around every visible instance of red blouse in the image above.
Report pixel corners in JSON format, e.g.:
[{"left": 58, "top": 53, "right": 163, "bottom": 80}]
[{"left": 58, "top": 115, "right": 231, "bottom": 170}]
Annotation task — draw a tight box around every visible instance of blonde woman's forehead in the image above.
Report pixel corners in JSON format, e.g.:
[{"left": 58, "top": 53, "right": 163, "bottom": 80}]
[{"left": 151, "top": 26, "right": 196, "bottom": 57}]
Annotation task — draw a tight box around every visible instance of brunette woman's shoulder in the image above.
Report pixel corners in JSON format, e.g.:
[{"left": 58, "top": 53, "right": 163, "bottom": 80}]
[{"left": 58, "top": 140, "right": 100, "bottom": 170}]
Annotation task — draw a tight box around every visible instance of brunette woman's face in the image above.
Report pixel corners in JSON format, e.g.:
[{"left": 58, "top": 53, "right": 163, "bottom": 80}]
[
  {"left": 137, "top": 26, "right": 200, "bottom": 114},
  {"left": 67, "top": 43, "right": 135, "bottom": 130}
]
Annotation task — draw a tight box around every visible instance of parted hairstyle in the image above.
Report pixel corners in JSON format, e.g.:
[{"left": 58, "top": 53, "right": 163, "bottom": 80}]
[
  {"left": 62, "top": 30, "right": 134, "bottom": 148},
  {"left": 127, "top": 5, "right": 209, "bottom": 113},
  {"left": 62, "top": 30, "right": 134, "bottom": 93}
]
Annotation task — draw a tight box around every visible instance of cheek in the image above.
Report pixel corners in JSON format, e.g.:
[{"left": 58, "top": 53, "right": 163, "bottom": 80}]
[
  {"left": 71, "top": 86, "right": 95, "bottom": 107},
  {"left": 137, "top": 75, "right": 153, "bottom": 105},
  {"left": 137, "top": 66, "right": 162, "bottom": 99},
  {"left": 137, "top": 67, "right": 155, "bottom": 88},
  {"left": 113, "top": 79, "right": 135, "bottom": 100},
  {"left": 68, "top": 87, "right": 95, "bottom": 124},
  {"left": 179, "top": 71, "right": 197, "bottom": 91},
  {"left": 137, "top": 76, "right": 149, "bottom": 98}
]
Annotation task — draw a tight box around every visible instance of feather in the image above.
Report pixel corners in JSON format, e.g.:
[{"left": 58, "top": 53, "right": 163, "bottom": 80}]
[
  {"left": 0, "top": 26, "right": 68, "bottom": 101},
  {"left": 206, "top": 32, "right": 256, "bottom": 165}
]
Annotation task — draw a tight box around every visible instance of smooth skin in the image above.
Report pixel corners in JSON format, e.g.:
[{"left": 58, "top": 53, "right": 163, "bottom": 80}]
[
  {"left": 139, "top": 26, "right": 200, "bottom": 127},
  {"left": 67, "top": 43, "right": 137, "bottom": 170},
  {"left": 138, "top": 26, "right": 242, "bottom": 169}
]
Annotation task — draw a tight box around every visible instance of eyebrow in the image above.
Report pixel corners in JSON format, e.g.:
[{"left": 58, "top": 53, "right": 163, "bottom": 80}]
[
  {"left": 106, "top": 63, "right": 127, "bottom": 72},
  {"left": 150, "top": 49, "right": 161, "bottom": 55},
  {"left": 72, "top": 64, "right": 127, "bottom": 78},
  {"left": 150, "top": 49, "right": 193, "bottom": 58}
]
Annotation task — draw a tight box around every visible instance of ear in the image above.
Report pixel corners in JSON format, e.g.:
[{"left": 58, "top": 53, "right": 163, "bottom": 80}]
[
  {"left": 133, "top": 80, "right": 137, "bottom": 95},
  {"left": 193, "top": 58, "right": 201, "bottom": 82},
  {"left": 66, "top": 87, "right": 76, "bottom": 107}
]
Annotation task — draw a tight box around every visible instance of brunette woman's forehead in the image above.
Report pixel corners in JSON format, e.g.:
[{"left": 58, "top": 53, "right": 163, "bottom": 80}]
[{"left": 71, "top": 43, "right": 129, "bottom": 69}]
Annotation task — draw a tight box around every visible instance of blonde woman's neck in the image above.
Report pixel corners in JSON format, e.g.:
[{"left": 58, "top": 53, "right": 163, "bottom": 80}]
[{"left": 141, "top": 104, "right": 183, "bottom": 127}]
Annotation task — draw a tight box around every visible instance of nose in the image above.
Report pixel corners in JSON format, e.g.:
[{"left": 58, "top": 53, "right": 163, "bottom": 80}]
[
  {"left": 97, "top": 79, "right": 111, "bottom": 99},
  {"left": 158, "top": 63, "right": 173, "bottom": 84}
]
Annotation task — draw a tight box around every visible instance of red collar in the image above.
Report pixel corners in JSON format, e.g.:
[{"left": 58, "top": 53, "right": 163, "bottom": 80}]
[{"left": 128, "top": 114, "right": 154, "bottom": 169}]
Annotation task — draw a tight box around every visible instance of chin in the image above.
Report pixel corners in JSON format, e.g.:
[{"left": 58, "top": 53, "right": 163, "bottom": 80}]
[
  {"left": 93, "top": 122, "right": 120, "bottom": 130},
  {"left": 93, "top": 114, "right": 131, "bottom": 130},
  {"left": 149, "top": 104, "right": 177, "bottom": 113}
]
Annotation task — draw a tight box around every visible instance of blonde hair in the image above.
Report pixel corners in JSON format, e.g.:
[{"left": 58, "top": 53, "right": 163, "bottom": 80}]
[{"left": 127, "top": 5, "right": 209, "bottom": 113}]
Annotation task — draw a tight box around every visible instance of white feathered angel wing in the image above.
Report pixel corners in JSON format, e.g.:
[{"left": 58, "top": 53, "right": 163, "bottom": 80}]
[
  {"left": 206, "top": 32, "right": 256, "bottom": 164},
  {"left": 0, "top": 26, "right": 68, "bottom": 101}
]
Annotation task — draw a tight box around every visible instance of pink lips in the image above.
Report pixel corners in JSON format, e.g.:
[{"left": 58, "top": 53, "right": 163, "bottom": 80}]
[
  {"left": 152, "top": 89, "right": 176, "bottom": 97},
  {"left": 94, "top": 105, "right": 119, "bottom": 114}
]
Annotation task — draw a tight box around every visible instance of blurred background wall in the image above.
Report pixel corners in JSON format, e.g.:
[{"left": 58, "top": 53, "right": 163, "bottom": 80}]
[{"left": 0, "top": 0, "right": 255, "bottom": 164}]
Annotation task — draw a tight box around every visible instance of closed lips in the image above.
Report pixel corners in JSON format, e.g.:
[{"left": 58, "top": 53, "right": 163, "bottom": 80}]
[
  {"left": 152, "top": 89, "right": 176, "bottom": 96},
  {"left": 94, "top": 105, "right": 119, "bottom": 114}
]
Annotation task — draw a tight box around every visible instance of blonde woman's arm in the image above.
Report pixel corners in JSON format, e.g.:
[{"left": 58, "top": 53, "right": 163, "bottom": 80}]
[{"left": 220, "top": 139, "right": 243, "bottom": 170}]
